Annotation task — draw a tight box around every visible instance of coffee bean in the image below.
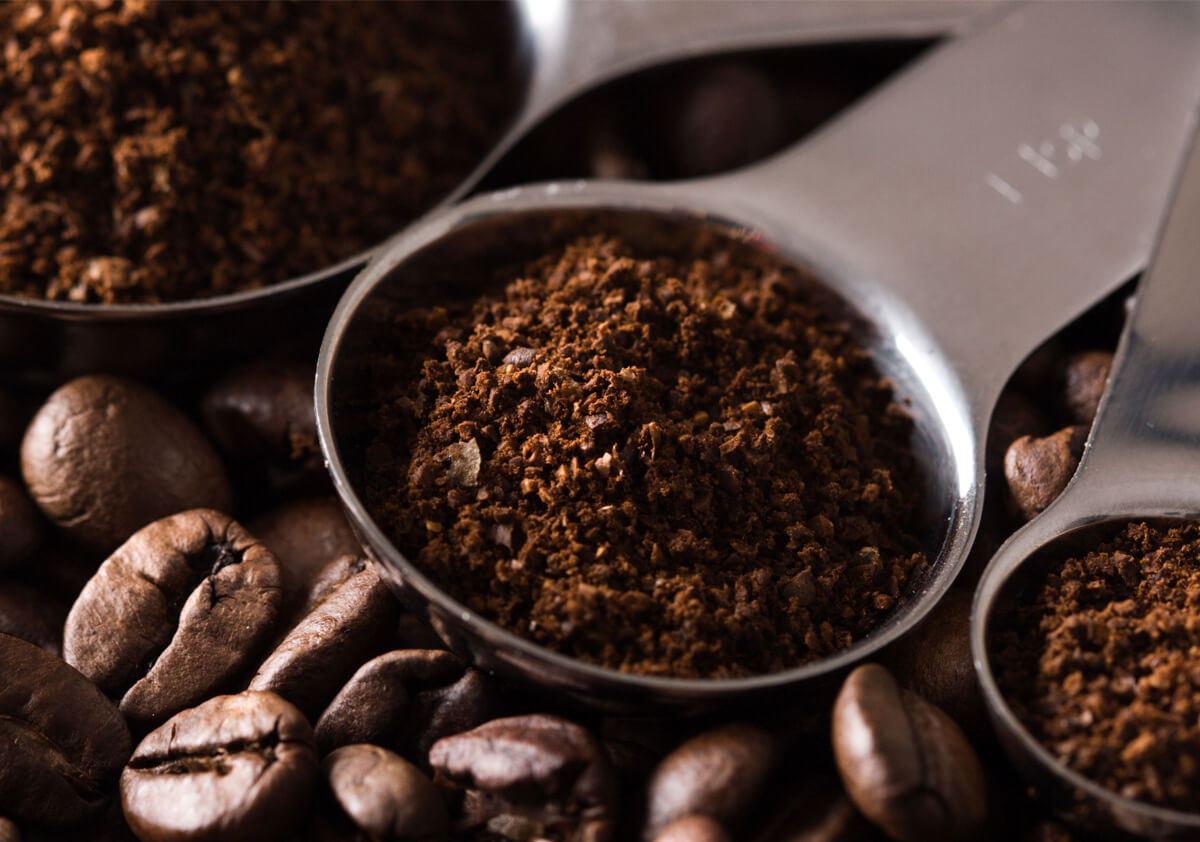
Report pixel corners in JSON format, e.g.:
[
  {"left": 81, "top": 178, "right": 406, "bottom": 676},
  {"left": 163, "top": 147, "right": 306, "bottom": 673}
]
[
  {"left": 323, "top": 744, "right": 447, "bottom": 841},
  {"left": 1057, "top": 350, "right": 1113, "bottom": 426},
  {"left": 249, "top": 555, "right": 398, "bottom": 719},
  {"left": 587, "top": 123, "right": 650, "bottom": 181},
  {"left": 0, "top": 633, "right": 131, "bottom": 827},
  {"left": 248, "top": 497, "right": 361, "bottom": 621},
  {"left": 21, "top": 376, "right": 232, "bottom": 551},
  {"left": 652, "top": 815, "right": 730, "bottom": 842},
  {"left": 429, "top": 714, "right": 618, "bottom": 842},
  {"left": 0, "top": 578, "right": 65, "bottom": 655},
  {"left": 0, "top": 476, "right": 41, "bottom": 571},
  {"left": 314, "top": 648, "right": 497, "bottom": 762},
  {"left": 645, "top": 724, "right": 776, "bottom": 835},
  {"left": 832, "top": 664, "right": 986, "bottom": 842},
  {"left": 0, "top": 817, "right": 17, "bottom": 842},
  {"left": 202, "top": 358, "right": 323, "bottom": 491},
  {"left": 985, "top": 392, "right": 1049, "bottom": 473},
  {"left": 1004, "top": 426, "right": 1088, "bottom": 521},
  {"left": 648, "top": 61, "right": 785, "bottom": 179},
  {"left": 121, "top": 691, "right": 317, "bottom": 842},
  {"left": 63, "top": 509, "right": 282, "bottom": 728},
  {"left": 884, "top": 588, "right": 987, "bottom": 740}
]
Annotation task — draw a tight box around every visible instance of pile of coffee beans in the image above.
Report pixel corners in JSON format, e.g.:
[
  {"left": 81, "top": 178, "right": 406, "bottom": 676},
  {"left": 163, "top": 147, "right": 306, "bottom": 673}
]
[
  {"left": 362, "top": 228, "right": 927, "bottom": 678},
  {"left": 0, "top": 0, "right": 515, "bottom": 303}
]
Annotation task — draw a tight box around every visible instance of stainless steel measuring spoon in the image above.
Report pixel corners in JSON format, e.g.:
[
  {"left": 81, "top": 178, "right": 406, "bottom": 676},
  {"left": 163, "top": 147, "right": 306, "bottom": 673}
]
[
  {"left": 972, "top": 120, "right": 1200, "bottom": 837},
  {"left": 318, "top": 2, "right": 1200, "bottom": 711},
  {"left": 0, "top": 1, "right": 1002, "bottom": 383}
]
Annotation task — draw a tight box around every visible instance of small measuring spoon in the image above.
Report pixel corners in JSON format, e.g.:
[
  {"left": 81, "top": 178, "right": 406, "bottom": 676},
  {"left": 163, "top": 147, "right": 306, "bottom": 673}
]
[
  {"left": 319, "top": 2, "right": 1200, "bottom": 710},
  {"left": 972, "top": 122, "right": 1200, "bottom": 835}
]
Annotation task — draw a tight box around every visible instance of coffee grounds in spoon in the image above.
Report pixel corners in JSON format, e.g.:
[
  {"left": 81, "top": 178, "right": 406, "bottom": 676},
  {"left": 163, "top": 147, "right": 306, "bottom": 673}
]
[
  {"left": 0, "top": 1, "right": 514, "bottom": 303},
  {"left": 992, "top": 520, "right": 1200, "bottom": 811},
  {"left": 362, "top": 229, "right": 928, "bottom": 678}
]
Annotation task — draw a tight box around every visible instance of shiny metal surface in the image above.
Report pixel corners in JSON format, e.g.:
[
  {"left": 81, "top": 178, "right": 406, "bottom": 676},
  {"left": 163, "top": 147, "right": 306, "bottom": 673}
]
[
  {"left": 319, "top": 3, "right": 1200, "bottom": 711},
  {"left": 0, "top": 1, "right": 1003, "bottom": 382},
  {"left": 973, "top": 123, "right": 1200, "bottom": 837}
]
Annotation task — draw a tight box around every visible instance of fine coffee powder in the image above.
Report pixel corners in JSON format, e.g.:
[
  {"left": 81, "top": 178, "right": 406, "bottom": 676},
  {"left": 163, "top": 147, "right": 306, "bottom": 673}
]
[
  {"left": 992, "top": 520, "right": 1200, "bottom": 811},
  {"left": 363, "top": 229, "right": 928, "bottom": 678},
  {"left": 0, "top": 1, "right": 513, "bottom": 303}
]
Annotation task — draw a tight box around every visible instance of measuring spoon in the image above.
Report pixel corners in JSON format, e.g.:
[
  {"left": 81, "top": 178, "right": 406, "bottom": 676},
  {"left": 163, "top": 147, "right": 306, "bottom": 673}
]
[
  {"left": 0, "top": 0, "right": 1002, "bottom": 383},
  {"left": 972, "top": 120, "right": 1200, "bottom": 837},
  {"left": 319, "top": 2, "right": 1200, "bottom": 710}
]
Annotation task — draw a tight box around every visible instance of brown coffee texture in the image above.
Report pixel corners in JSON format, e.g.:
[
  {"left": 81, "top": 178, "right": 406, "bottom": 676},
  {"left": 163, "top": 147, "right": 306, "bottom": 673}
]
[
  {"left": 363, "top": 230, "right": 927, "bottom": 678},
  {"left": 991, "top": 520, "right": 1200, "bottom": 811},
  {"left": 0, "top": 0, "right": 513, "bottom": 303}
]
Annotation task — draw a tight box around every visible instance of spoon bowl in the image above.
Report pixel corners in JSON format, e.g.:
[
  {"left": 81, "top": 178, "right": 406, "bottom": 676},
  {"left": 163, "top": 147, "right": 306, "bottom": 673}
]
[
  {"left": 320, "top": 2, "right": 1200, "bottom": 711},
  {"left": 974, "top": 117, "right": 1200, "bottom": 838}
]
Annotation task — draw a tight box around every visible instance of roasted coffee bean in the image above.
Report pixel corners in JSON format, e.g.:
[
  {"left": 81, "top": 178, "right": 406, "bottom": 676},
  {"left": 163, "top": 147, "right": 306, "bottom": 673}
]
[
  {"left": 21, "top": 376, "right": 232, "bottom": 551},
  {"left": 645, "top": 724, "right": 776, "bottom": 836},
  {"left": 832, "top": 664, "right": 986, "bottom": 842},
  {"left": 429, "top": 714, "right": 618, "bottom": 842},
  {"left": 0, "top": 818, "right": 17, "bottom": 842},
  {"left": 63, "top": 509, "right": 281, "bottom": 728},
  {"left": 884, "top": 588, "right": 986, "bottom": 739},
  {"left": 0, "top": 578, "right": 65, "bottom": 655},
  {"left": 314, "top": 648, "right": 497, "bottom": 762},
  {"left": 249, "top": 555, "right": 399, "bottom": 719},
  {"left": 323, "top": 744, "right": 447, "bottom": 841},
  {"left": 249, "top": 497, "right": 362, "bottom": 621},
  {"left": 985, "top": 392, "right": 1049, "bottom": 473},
  {"left": 121, "top": 691, "right": 318, "bottom": 842},
  {"left": 1057, "top": 350, "right": 1113, "bottom": 426},
  {"left": 0, "top": 633, "right": 131, "bottom": 827},
  {"left": 648, "top": 61, "right": 785, "bottom": 179},
  {"left": 202, "top": 358, "right": 324, "bottom": 490},
  {"left": 652, "top": 815, "right": 730, "bottom": 842},
  {"left": 0, "top": 476, "right": 41, "bottom": 571},
  {"left": 1004, "top": 426, "right": 1088, "bottom": 521},
  {"left": 587, "top": 123, "right": 650, "bottom": 181}
]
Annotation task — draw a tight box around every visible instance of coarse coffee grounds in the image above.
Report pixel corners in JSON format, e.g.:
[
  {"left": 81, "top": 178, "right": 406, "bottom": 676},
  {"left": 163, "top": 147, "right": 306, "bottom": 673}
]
[
  {"left": 991, "top": 520, "right": 1200, "bottom": 811},
  {"left": 362, "top": 228, "right": 929, "bottom": 678},
  {"left": 0, "top": 1, "right": 514, "bottom": 304}
]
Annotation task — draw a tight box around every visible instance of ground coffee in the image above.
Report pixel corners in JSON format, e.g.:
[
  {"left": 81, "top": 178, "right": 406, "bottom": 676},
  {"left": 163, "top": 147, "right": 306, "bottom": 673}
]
[
  {"left": 992, "top": 520, "right": 1200, "bottom": 811},
  {"left": 0, "top": 1, "right": 512, "bottom": 303},
  {"left": 363, "top": 229, "right": 927, "bottom": 678}
]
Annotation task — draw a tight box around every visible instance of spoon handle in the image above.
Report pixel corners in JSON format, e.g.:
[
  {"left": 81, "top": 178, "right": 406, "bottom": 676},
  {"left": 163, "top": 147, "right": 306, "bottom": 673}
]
[
  {"left": 715, "top": 1, "right": 1200, "bottom": 428},
  {"left": 1062, "top": 126, "right": 1200, "bottom": 513},
  {"left": 520, "top": 0, "right": 1002, "bottom": 127}
]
